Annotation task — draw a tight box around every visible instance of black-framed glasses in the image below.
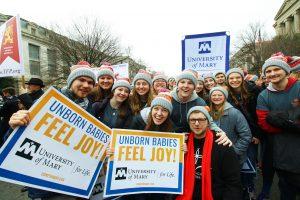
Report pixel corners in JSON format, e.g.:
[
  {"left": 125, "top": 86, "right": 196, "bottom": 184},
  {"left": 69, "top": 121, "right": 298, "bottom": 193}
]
[{"left": 189, "top": 118, "right": 207, "bottom": 124}]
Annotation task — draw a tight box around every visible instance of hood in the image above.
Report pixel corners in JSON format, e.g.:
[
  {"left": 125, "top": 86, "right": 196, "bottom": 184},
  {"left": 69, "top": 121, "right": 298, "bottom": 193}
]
[
  {"left": 171, "top": 89, "right": 199, "bottom": 103},
  {"left": 223, "top": 102, "right": 233, "bottom": 111},
  {"left": 267, "top": 77, "right": 298, "bottom": 92},
  {"left": 140, "top": 107, "right": 151, "bottom": 124}
]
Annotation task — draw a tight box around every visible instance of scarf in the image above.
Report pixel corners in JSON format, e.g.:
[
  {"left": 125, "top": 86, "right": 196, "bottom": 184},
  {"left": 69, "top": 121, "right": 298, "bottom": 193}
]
[{"left": 176, "top": 129, "right": 214, "bottom": 200}]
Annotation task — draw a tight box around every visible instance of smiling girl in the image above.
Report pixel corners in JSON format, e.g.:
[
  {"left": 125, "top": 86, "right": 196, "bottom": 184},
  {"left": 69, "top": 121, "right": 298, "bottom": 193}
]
[
  {"left": 93, "top": 78, "right": 132, "bottom": 129},
  {"left": 130, "top": 69, "right": 153, "bottom": 115}
]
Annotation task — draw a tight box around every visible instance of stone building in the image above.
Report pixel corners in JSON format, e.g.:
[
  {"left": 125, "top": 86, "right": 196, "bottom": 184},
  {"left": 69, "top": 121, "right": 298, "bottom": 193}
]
[
  {"left": 0, "top": 13, "right": 61, "bottom": 91},
  {"left": 274, "top": 0, "right": 300, "bottom": 35}
]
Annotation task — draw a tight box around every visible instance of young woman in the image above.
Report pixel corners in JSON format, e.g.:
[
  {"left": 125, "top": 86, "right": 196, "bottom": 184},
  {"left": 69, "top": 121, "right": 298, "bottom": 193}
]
[
  {"left": 109, "top": 93, "right": 175, "bottom": 200},
  {"left": 226, "top": 68, "right": 262, "bottom": 199},
  {"left": 152, "top": 72, "right": 168, "bottom": 97},
  {"left": 203, "top": 73, "right": 217, "bottom": 92},
  {"left": 90, "top": 62, "right": 115, "bottom": 103},
  {"left": 195, "top": 76, "right": 208, "bottom": 103},
  {"left": 93, "top": 78, "right": 132, "bottom": 129},
  {"left": 209, "top": 86, "right": 252, "bottom": 165},
  {"left": 130, "top": 69, "right": 153, "bottom": 115}
]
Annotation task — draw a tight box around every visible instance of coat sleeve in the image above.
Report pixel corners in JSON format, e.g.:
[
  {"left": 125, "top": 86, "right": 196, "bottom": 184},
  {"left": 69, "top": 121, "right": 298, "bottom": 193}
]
[
  {"left": 220, "top": 146, "right": 243, "bottom": 200},
  {"left": 256, "top": 93, "right": 281, "bottom": 134},
  {"left": 266, "top": 110, "right": 300, "bottom": 133},
  {"left": 128, "top": 114, "right": 146, "bottom": 130},
  {"left": 232, "top": 110, "right": 252, "bottom": 156}
]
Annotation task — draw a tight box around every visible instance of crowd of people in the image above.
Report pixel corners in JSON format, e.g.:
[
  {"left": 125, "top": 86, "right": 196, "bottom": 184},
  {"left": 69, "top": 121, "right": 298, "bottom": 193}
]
[{"left": 0, "top": 52, "right": 300, "bottom": 200}]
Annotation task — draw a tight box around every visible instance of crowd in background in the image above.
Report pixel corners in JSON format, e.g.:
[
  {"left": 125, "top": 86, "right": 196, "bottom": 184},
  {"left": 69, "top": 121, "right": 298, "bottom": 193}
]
[{"left": 1, "top": 52, "right": 300, "bottom": 200}]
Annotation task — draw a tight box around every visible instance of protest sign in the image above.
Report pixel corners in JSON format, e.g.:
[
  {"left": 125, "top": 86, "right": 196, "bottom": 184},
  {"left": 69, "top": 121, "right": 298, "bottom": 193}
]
[
  {"left": 182, "top": 31, "right": 230, "bottom": 74},
  {"left": 112, "top": 63, "right": 129, "bottom": 78},
  {"left": 0, "top": 15, "right": 24, "bottom": 77},
  {"left": 104, "top": 129, "right": 184, "bottom": 197},
  {"left": 0, "top": 87, "right": 111, "bottom": 198}
]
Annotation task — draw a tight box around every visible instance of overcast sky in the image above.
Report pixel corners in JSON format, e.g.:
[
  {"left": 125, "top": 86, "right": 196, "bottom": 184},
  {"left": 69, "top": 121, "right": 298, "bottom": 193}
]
[{"left": 1, "top": 0, "right": 283, "bottom": 76}]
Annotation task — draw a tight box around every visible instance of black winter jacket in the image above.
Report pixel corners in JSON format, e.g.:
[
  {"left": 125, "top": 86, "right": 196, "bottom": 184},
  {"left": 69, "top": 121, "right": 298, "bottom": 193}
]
[
  {"left": 227, "top": 81, "right": 263, "bottom": 139},
  {"left": 93, "top": 98, "right": 132, "bottom": 129}
]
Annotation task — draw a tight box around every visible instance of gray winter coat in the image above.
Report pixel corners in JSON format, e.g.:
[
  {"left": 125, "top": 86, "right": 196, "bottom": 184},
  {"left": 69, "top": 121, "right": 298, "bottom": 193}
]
[{"left": 213, "top": 102, "right": 252, "bottom": 164}]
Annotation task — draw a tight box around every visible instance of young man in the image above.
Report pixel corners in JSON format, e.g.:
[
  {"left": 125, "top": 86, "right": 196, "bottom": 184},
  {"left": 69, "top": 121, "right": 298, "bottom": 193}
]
[
  {"left": 9, "top": 61, "right": 96, "bottom": 200},
  {"left": 256, "top": 55, "right": 300, "bottom": 200},
  {"left": 25, "top": 77, "right": 45, "bottom": 102},
  {"left": 177, "top": 106, "right": 242, "bottom": 200},
  {"left": 214, "top": 71, "right": 226, "bottom": 87}
]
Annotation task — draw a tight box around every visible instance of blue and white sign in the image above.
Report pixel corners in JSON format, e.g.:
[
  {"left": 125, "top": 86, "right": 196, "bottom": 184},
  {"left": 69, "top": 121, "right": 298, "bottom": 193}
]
[{"left": 182, "top": 32, "right": 230, "bottom": 74}]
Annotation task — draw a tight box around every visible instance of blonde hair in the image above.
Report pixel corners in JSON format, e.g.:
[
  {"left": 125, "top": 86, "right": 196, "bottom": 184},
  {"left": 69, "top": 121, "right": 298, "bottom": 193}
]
[{"left": 209, "top": 101, "right": 226, "bottom": 120}]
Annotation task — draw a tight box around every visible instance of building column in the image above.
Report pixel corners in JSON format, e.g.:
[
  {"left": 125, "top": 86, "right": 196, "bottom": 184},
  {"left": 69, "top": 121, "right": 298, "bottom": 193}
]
[
  {"left": 279, "top": 23, "right": 285, "bottom": 35},
  {"left": 285, "top": 17, "right": 293, "bottom": 35},
  {"left": 294, "top": 10, "right": 300, "bottom": 33}
]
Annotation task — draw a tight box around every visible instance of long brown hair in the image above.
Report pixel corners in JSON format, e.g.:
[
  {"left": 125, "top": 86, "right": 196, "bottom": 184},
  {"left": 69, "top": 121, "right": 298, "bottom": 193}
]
[
  {"left": 209, "top": 101, "right": 226, "bottom": 120},
  {"left": 130, "top": 87, "right": 153, "bottom": 115},
  {"left": 145, "top": 110, "right": 173, "bottom": 132},
  {"left": 227, "top": 77, "right": 251, "bottom": 107},
  {"left": 90, "top": 84, "right": 112, "bottom": 102}
]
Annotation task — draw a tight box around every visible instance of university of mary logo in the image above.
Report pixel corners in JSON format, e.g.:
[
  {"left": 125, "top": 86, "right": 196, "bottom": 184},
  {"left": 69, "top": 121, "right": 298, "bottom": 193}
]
[
  {"left": 115, "top": 167, "right": 127, "bottom": 180},
  {"left": 15, "top": 138, "right": 41, "bottom": 160},
  {"left": 198, "top": 41, "right": 211, "bottom": 54}
]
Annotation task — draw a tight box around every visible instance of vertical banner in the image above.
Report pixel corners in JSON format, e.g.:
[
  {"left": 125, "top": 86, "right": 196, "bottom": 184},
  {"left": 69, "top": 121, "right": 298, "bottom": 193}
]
[
  {"left": 104, "top": 129, "right": 184, "bottom": 197},
  {"left": 0, "top": 15, "right": 24, "bottom": 77},
  {"left": 0, "top": 87, "right": 111, "bottom": 198},
  {"left": 182, "top": 31, "right": 230, "bottom": 74},
  {"left": 112, "top": 63, "right": 129, "bottom": 78}
]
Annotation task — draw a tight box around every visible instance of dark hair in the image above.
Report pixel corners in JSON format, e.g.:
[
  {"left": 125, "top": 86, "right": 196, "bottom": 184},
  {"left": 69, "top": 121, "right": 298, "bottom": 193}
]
[
  {"left": 111, "top": 88, "right": 130, "bottom": 119},
  {"left": 2, "top": 87, "right": 16, "bottom": 96},
  {"left": 90, "top": 85, "right": 112, "bottom": 102},
  {"left": 227, "top": 76, "right": 251, "bottom": 106},
  {"left": 145, "top": 110, "right": 173, "bottom": 132},
  {"left": 130, "top": 86, "right": 153, "bottom": 115}
]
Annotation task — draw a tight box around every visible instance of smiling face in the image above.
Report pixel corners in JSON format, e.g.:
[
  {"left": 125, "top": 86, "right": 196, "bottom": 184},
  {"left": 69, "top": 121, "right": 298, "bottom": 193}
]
[
  {"left": 112, "top": 86, "right": 130, "bottom": 103},
  {"left": 228, "top": 72, "right": 243, "bottom": 89},
  {"left": 265, "top": 66, "right": 288, "bottom": 84},
  {"left": 153, "top": 79, "right": 167, "bottom": 93},
  {"left": 70, "top": 76, "right": 94, "bottom": 98},
  {"left": 215, "top": 73, "right": 226, "bottom": 85},
  {"left": 98, "top": 75, "right": 114, "bottom": 90},
  {"left": 210, "top": 90, "right": 226, "bottom": 106},
  {"left": 177, "top": 79, "right": 195, "bottom": 100},
  {"left": 204, "top": 77, "right": 216, "bottom": 91},
  {"left": 195, "top": 81, "right": 204, "bottom": 93},
  {"left": 151, "top": 105, "right": 169, "bottom": 125},
  {"left": 135, "top": 79, "right": 150, "bottom": 96},
  {"left": 189, "top": 112, "right": 208, "bottom": 135}
]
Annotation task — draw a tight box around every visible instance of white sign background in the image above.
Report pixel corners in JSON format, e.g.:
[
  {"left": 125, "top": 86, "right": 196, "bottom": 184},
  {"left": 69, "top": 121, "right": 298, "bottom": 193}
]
[
  {"left": 183, "top": 32, "right": 230, "bottom": 75},
  {"left": 112, "top": 63, "right": 129, "bottom": 78}
]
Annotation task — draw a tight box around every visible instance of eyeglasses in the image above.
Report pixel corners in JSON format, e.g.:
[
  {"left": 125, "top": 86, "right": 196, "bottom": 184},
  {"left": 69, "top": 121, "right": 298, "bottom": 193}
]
[{"left": 189, "top": 118, "right": 207, "bottom": 124}]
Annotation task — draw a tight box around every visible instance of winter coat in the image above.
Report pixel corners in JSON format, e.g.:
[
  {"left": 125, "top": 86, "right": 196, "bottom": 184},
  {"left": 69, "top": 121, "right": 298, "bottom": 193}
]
[
  {"left": 257, "top": 77, "right": 300, "bottom": 173},
  {"left": 0, "top": 96, "right": 19, "bottom": 143},
  {"left": 170, "top": 90, "right": 222, "bottom": 133},
  {"left": 227, "top": 81, "right": 262, "bottom": 139},
  {"left": 170, "top": 90, "right": 206, "bottom": 132},
  {"left": 129, "top": 107, "right": 150, "bottom": 130},
  {"left": 93, "top": 98, "right": 132, "bottom": 129},
  {"left": 213, "top": 102, "right": 252, "bottom": 164},
  {"left": 28, "top": 89, "right": 44, "bottom": 103}
]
